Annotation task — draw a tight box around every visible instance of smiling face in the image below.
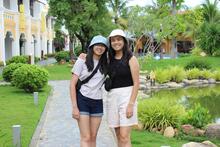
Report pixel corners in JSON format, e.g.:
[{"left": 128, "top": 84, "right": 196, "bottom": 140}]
[
  {"left": 110, "top": 35, "right": 125, "bottom": 51},
  {"left": 93, "top": 43, "right": 106, "bottom": 57}
]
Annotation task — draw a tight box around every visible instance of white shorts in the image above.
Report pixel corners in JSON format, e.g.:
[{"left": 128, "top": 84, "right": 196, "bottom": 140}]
[{"left": 106, "top": 86, "right": 138, "bottom": 128}]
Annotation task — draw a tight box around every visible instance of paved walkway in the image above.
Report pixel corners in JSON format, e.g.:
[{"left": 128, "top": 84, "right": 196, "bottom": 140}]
[{"left": 30, "top": 80, "right": 117, "bottom": 147}]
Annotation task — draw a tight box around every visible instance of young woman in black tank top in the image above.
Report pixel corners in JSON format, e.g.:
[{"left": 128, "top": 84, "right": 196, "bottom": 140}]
[{"left": 107, "top": 29, "right": 140, "bottom": 147}]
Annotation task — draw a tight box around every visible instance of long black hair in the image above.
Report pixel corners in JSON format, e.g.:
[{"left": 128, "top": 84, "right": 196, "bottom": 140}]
[
  {"left": 109, "top": 37, "right": 133, "bottom": 64},
  {"left": 85, "top": 45, "right": 108, "bottom": 75}
]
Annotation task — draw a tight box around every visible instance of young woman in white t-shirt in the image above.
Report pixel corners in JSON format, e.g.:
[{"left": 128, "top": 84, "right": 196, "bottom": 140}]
[{"left": 70, "top": 35, "right": 108, "bottom": 147}]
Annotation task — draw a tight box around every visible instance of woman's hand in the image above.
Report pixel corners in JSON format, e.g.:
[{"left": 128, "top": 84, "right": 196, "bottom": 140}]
[
  {"left": 78, "top": 53, "right": 87, "bottom": 60},
  {"left": 126, "top": 103, "right": 134, "bottom": 118},
  {"left": 72, "top": 107, "right": 80, "bottom": 120}
]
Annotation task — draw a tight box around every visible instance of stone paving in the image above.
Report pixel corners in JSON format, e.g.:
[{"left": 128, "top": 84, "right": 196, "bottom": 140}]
[{"left": 30, "top": 80, "right": 117, "bottom": 147}]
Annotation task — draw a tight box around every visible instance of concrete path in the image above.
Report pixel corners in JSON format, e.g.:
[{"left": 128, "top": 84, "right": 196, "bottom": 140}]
[{"left": 30, "top": 80, "right": 116, "bottom": 147}]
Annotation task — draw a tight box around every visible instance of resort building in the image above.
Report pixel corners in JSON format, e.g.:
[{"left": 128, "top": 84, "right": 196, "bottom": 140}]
[{"left": 0, "top": 0, "right": 55, "bottom": 65}]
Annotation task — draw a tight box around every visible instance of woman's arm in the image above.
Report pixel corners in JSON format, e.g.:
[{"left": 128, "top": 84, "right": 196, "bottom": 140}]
[
  {"left": 126, "top": 56, "right": 140, "bottom": 118},
  {"left": 70, "top": 74, "right": 80, "bottom": 119},
  {"left": 129, "top": 56, "right": 140, "bottom": 104}
]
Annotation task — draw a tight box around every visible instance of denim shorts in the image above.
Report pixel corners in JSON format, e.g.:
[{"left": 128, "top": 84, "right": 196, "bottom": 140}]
[{"left": 77, "top": 92, "right": 103, "bottom": 117}]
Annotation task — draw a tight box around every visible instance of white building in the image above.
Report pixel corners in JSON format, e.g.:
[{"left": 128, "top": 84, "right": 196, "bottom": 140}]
[{"left": 0, "top": 0, "right": 55, "bottom": 65}]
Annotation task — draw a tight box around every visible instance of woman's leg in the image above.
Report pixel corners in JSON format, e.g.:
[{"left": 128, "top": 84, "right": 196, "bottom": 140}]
[
  {"left": 117, "top": 126, "right": 132, "bottom": 147},
  {"left": 115, "top": 127, "right": 121, "bottom": 146},
  {"left": 90, "top": 116, "right": 102, "bottom": 147},
  {"left": 77, "top": 115, "right": 91, "bottom": 147}
]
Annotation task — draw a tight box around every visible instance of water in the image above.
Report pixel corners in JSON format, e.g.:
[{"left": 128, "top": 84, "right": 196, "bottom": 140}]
[{"left": 144, "top": 84, "right": 220, "bottom": 123}]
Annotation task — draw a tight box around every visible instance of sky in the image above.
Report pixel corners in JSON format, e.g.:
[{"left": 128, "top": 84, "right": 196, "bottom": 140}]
[{"left": 127, "top": 0, "right": 220, "bottom": 8}]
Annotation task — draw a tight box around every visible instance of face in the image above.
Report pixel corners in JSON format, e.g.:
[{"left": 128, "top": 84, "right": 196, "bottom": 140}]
[
  {"left": 93, "top": 44, "right": 106, "bottom": 56},
  {"left": 110, "top": 36, "right": 124, "bottom": 51}
]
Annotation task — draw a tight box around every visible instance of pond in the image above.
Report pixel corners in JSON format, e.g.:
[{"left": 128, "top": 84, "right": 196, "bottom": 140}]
[{"left": 144, "top": 84, "right": 220, "bottom": 124}]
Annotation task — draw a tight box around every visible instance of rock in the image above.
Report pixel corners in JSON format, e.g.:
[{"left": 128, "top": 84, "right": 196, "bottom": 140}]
[
  {"left": 208, "top": 79, "right": 216, "bottom": 84},
  {"left": 165, "top": 82, "right": 183, "bottom": 88},
  {"left": 181, "top": 124, "right": 194, "bottom": 135},
  {"left": 163, "top": 126, "right": 175, "bottom": 138},
  {"left": 139, "top": 84, "right": 147, "bottom": 90},
  {"left": 137, "top": 91, "right": 149, "bottom": 99},
  {"left": 192, "top": 128, "right": 205, "bottom": 136},
  {"left": 205, "top": 124, "right": 220, "bottom": 139},
  {"left": 151, "top": 127, "right": 158, "bottom": 132},
  {"left": 133, "top": 123, "right": 143, "bottom": 130},
  {"left": 202, "top": 80, "right": 209, "bottom": 84},
  {"left": 139, "top": 78, "right": 146, "bottom": 85},
  {"left": 182, "top": 142, "right": 207, "bottom": 147},
  {"left": 202, "top": 141, "right": 217, "bottom": 147},
  {"left": 184, "top": 79, "right": 200, "bottom": 85}
]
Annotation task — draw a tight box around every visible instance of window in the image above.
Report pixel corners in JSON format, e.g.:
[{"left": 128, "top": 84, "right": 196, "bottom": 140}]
[
  {"left": 30, "top": 0, "right": 34, "bottom": 17},
  {"left": 3, "top": 0, "right": 10, "bottom": 9}
]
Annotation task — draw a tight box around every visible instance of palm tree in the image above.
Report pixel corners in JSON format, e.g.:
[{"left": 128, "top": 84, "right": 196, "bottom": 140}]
[
  {"left": 202, "top": 0, "right": 219, "bottom": 23},
  {"left": 108, "top": 0, "right": 129, "bottom": 29}
]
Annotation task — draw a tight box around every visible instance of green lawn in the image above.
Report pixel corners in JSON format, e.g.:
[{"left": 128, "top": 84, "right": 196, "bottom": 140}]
[
  {"left": 139, "top": 56, "right": 220, "bottom": 71},
  {"left": 0, "top": 85, "right": 51, "bottom": 147},
  {"left": 44, "top": 63, "right": 72, "bottom": 80},
  {"left": 131, "top": 130, "right": 220, "bottom": 147}
]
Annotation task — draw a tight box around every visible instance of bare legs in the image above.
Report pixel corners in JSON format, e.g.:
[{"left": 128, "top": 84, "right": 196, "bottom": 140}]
[
  {"left": 77, "top": 115, "right": 102, "bottom": 147},
  {"left": 115, "top": 126, "right": 132, "bottom": 147}
]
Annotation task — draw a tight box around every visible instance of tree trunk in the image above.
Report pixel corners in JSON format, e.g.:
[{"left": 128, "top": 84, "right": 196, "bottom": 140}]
[
  {"left": 171, "top": 0, "right": 177, "bottom": 58},
  {"left": 69, "top": 35, "right": 74, "bottom": 60}
]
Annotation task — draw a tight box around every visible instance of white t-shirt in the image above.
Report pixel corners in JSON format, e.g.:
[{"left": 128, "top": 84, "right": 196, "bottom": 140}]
[{"left": 71, "top": 58, "right": 105, "bottom": 100}]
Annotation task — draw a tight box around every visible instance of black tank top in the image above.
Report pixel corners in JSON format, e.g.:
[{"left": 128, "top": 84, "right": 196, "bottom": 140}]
[{"left": 110, "top": 58, "right": 133, "bottom": 89}]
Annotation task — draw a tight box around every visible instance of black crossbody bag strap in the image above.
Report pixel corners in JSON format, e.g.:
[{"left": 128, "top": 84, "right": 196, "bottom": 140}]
[{"left": 81, "top": 61, "right": 101, "bottom": 84}]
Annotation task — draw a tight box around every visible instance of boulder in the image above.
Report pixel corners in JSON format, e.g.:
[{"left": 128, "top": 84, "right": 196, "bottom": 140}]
[
  {"left": 181, "top": 124, "right": 194, "bottom": 135},
  {"left": 139, "top": 84, "right": 147, "bottom": 90},
  {"left": 182, "top": 142, "right": 207, "bottom": 147},
  {"left": 202, "top": 141, "right": 217, "bottom": 147},
  {"left": 166, "top": 82, "right": 183, "bottom": 88},
  {"left": 208, "top": 79, "right": 216, "bottom": 84},
  {"left": 182, "top": 141, "right": 217, "bottom": 147},
  {"left": 205, "top": 124, "right": 220, "bottom": 139},
  {"left": 192, "top": 128, "right": 205, "bottom": 136},
  {"left": 163, "top": 126, "right": 175, "bottom": 138}
]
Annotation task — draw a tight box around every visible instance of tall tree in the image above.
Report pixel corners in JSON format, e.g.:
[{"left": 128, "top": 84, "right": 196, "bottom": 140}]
[
  {"left": 108, "top": 0, "right": 129, "bottom": 29},
  {"left": 49, "top": 0, "right": 114, "bottom": 53},
  {"left": 158, "top": 0, "right": 184, "bottom": 58},
  {"left": 202, "top": 0, "right": 219, "bottom": 23}
]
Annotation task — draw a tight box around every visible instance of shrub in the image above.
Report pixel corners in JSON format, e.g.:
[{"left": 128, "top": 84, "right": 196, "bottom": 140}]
[
  {"left": 186, "top": 68, "right": 201, "bottom": 80},
  {"left": 35, "top": 57, "right": 40, "bottom": 62},
  {"left": 155, "top": 69, "right": 171, "bottom": 84},
  {"left": 46, "top": 53, "right": 56, "bottom": 57},
  {"left": 182, "top": 103, "right": 212, "bottom": 129},
  {"left": 184, "top": 59, "right": 211, "bottom": 70},
  {"left": 178, "top": 53, "right": 190, "bottom": 58},
  {"left": 197, "top": 22, "right": 220, "bottom": 56},
  {"left": 55, "top": 51, "right": 70, "bottom": 62},
  {"left": 6, "top": 55, "right": 28, "bottom": 65},
  {"left": 190, "top": 47, "right": 202, "bottom": 56},
  {"left": 138, "top": 99, "right": 185, "bottom": 131},
  {"left": 169, "top": 66, "right": 186, "bottom": 83},
  {"left": 212, "top": 70, "right": 220, "bottom": 81},
  {"left": 74, "top": 46, "right": 83, "bottom": 57},
  {"left": 0, "top": 61, "right": 4, "bottom": 67},
  {"left": 200, "top": 70, "right": 212, "bottom": 79},
  {"left": 12, "top": 64, "right": 49, "bottom": 92},
  {"left": 2, "top": 63, "right": 25, "bottom": 82}
]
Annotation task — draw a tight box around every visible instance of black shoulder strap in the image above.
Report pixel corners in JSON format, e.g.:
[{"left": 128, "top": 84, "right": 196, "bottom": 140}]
[{"left": 81, "top": 61, "right": 100, "bottom": 84}]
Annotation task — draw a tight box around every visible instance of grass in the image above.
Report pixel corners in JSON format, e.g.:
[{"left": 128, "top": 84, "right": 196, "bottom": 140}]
[
  {"left": 0, "top": 85, "right": 51, "bottom": 147},
  {"left": 139, "top": 56, "right": 220, "bottom": 71},
  {"left": 131, "top": 130, "right": 220, "bottom": 147},
  {"left": 44, "top": 63, "right": 72, "bottom": 80}
]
